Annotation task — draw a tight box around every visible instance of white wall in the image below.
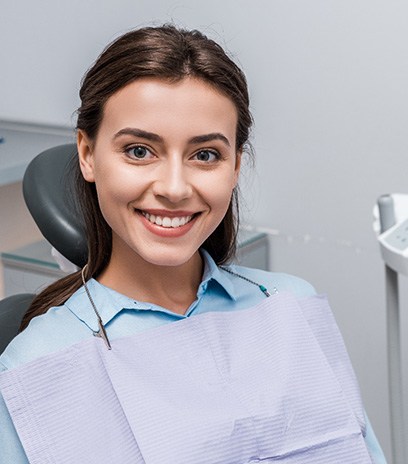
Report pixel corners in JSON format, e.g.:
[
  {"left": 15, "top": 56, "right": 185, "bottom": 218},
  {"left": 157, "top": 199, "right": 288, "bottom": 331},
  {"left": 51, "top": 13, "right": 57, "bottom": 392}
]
[{"left": 2, "top": 0, "right": 408, "bottom": 460}]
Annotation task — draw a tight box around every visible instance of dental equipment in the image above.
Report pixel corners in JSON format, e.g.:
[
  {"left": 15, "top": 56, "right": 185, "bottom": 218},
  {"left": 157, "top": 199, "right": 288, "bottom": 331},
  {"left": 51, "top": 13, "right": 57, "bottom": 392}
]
[{"left": 376, "top": 194, "right": 408, "bottom": 464}]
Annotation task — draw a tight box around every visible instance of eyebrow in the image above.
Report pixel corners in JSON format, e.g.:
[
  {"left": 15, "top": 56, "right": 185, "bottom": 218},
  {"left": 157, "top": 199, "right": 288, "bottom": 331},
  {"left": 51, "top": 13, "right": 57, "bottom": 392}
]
[
  {"left": 113, "top": 128, "right": 163, "bottom": 143},
  {"left": 113, "top": 127, "right": 231, "bottom": 147},
  {"left": 188, "top": 133, "right": 231, "bottom": 147}
]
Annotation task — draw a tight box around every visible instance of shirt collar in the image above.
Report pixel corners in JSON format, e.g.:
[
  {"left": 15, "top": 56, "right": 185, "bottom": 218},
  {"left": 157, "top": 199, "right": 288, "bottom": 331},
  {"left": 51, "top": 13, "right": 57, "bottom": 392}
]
[
  {"left": 198, "top": 249, "right": 237, "bottom": 301},
  {"left": 64, "top": 249, "right": 237, "bottom": 331},
  {"left": 64, "top": 279, "right": 141, "bottom": 332}
]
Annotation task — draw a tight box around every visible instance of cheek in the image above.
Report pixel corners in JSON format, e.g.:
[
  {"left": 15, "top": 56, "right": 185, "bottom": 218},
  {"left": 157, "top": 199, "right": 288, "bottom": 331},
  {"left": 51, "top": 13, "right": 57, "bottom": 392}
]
[
  {"left": 202, "top": 173, "right": 236, "bottom": 215},
  {"left": 95, "top": 162, "right": 144, "bottom": 201},
  {"left": 93, "top": 171, "right": 138, "bottom": 226}
]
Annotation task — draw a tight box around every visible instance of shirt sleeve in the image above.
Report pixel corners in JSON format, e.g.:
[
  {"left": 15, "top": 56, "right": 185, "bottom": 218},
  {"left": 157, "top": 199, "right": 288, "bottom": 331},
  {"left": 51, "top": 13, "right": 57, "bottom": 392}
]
[
  {"left": 0, "top": 364, "right": 29, "bottom": 464},
  {"left": 364, "top": 411, "right": 387, "bottom": 463}
]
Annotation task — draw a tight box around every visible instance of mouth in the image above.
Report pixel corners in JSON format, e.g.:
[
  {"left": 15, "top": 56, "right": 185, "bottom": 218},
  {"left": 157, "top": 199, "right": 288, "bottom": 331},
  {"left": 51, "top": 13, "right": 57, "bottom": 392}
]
[{"left": 137, "top": 210, "right": 199, "bottom": 229}]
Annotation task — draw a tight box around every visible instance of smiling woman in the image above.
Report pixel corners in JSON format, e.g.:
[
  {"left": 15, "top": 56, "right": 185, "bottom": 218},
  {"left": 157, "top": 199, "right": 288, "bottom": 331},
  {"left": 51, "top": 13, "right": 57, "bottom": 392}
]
[
  {"left": 77, "top": 77, "right": 240, "bottom": 308},
  {"left": 0, "top": 25, "right": 385, "bottom": 464}
]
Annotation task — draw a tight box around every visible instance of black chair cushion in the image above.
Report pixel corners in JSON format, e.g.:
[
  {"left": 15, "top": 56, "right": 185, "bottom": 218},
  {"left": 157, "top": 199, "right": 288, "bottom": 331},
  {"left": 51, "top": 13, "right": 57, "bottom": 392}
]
[{"left": 0, "top": 293, "right": 35, "bottom": 354}]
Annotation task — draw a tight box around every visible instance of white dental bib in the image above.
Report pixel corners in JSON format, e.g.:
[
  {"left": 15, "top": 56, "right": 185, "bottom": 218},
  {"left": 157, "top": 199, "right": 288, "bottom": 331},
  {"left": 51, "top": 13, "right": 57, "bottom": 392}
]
[{"left": 0, "top": 292, "right": 372, "bottom": 463}]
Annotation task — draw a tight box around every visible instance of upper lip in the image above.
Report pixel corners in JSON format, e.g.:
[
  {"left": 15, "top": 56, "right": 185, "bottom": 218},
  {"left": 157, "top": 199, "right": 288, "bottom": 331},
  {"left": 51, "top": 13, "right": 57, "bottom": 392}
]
[{"left": 137, "top": 208, "right": 199, "bottom": 217}]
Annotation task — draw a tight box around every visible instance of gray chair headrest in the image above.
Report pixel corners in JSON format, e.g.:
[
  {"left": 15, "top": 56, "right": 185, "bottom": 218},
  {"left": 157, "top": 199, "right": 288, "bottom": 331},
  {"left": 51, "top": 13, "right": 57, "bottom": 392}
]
[{"left": 23, "top": 144, "right": 87, "bottom": 268}]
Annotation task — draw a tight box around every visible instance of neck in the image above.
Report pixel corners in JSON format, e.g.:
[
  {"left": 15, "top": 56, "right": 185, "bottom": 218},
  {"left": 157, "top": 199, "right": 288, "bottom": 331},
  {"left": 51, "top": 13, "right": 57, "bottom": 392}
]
[{"left": 97, "top": 245, "right": 204, "bottom": 315}]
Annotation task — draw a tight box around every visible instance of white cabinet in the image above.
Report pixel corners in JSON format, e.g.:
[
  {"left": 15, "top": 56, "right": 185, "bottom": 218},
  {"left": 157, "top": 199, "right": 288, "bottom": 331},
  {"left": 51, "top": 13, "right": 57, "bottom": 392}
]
[
  {"left": 0, "top": 121, "right": 74, "bottom": 187},
  {"left": 2, "top": 241, "right": 66, "bottom": 297}
]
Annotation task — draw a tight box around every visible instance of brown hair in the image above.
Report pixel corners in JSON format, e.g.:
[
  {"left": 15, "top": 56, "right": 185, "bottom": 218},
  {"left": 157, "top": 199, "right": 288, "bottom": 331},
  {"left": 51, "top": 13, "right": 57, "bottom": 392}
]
[{"left": 20, "top": 24, "right": 252, "bottom": 331}]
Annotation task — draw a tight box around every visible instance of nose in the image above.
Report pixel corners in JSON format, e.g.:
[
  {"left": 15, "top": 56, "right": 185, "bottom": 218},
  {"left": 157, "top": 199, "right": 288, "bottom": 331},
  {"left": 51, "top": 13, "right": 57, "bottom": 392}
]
[{"left": 152, "top": 157, "right": 193, "bottom": 203}]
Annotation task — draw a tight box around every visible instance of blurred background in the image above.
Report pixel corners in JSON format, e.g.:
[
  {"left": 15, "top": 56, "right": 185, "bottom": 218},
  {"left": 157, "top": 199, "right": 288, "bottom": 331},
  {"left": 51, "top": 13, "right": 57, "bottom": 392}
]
[{"left": 1, "top": 1, "right": 408, "bottom": 460}]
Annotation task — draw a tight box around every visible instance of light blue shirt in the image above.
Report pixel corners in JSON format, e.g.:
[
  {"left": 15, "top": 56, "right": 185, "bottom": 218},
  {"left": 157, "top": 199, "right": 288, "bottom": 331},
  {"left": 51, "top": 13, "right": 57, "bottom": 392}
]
[{"left": 0, "top": 250, "right": 386, "bottom": 463}]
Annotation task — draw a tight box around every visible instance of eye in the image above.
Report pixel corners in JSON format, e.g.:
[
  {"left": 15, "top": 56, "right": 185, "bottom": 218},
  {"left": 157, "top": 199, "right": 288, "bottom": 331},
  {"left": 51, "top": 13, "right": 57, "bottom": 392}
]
[
  {"left": 192, "top": 149, "right": 220, "bottom": 162},
  {"left": 125, "top": 145, "right": 154, "bottom": 160}
]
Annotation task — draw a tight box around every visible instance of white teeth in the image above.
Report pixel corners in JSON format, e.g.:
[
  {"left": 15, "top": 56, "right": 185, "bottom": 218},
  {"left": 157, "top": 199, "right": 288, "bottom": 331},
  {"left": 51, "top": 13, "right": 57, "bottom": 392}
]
[{"left": 141, "top": 211, "right": 193, "bottom": 228}]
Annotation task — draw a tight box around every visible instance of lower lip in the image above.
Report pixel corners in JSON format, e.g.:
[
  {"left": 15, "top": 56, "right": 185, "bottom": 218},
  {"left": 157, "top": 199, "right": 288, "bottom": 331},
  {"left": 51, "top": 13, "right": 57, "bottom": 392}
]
[{"left": 137, "top": 211, "right": 198, "bottom": 238}]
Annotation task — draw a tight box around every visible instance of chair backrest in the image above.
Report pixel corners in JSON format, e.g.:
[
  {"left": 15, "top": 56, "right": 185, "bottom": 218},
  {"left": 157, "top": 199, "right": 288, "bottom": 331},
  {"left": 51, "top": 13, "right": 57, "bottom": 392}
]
[
  {"left": 0, "top": 294, "right": 35, "bottom": 354},
  {"left": 23, "top": 143, "right": 87, "bottom": 268}
]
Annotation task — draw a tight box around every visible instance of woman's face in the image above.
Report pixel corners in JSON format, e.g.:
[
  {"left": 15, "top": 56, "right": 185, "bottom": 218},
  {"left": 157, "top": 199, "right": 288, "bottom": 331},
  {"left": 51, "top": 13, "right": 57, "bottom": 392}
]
[{"left": 78, "top": 77, "right": 240, "bottom": 268}]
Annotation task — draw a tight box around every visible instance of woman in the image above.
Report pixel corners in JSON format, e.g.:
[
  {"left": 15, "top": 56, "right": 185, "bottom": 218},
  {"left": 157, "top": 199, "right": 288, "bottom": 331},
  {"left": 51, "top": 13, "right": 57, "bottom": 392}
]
[{"left": 0, "top": 25, "right": 385, "bottom": 463}]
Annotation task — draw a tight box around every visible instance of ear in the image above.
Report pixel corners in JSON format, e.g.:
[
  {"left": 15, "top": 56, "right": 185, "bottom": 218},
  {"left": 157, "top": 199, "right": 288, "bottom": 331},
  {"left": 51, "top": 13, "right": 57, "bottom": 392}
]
[
  {"left": 233, "top": 149, "right": 242, "bottom": 187},
  {"left": 77, "top": 130, "right": 96, "bottom": 182}
]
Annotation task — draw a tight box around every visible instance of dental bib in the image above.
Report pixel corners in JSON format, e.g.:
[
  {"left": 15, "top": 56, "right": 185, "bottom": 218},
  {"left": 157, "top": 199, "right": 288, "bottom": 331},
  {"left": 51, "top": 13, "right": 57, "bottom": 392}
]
[{"left": 0, "top": 292, "right": 372, "bottom": 463}]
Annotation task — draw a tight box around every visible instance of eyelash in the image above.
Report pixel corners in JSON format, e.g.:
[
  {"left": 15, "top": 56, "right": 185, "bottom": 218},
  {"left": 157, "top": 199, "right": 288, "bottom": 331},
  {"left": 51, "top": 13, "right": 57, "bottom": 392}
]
[{"left": 124, "top": 145, "right": 222, "bottom": 163}]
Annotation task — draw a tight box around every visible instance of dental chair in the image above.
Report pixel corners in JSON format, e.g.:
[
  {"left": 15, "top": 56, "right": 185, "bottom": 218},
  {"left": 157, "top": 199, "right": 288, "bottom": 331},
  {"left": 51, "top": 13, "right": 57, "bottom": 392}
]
[
  {"left": 23, "top": 143, "right": 87, "bottom": 268},
  {"left": 0, "top": 144, "right": 85, "bottom": 354},
  {"left": 0, "top": 294, "right": 35, "bottom": 354}
]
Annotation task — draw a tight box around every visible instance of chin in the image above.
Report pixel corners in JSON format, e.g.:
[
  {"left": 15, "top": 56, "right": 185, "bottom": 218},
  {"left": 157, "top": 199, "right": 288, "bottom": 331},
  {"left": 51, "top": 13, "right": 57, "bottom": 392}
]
[{"left": 136, "top": 247, "right": 199, "bottom": 268}]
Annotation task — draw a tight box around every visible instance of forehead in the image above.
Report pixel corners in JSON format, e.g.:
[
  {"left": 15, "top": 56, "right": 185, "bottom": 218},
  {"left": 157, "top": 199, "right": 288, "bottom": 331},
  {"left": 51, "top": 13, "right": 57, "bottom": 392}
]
[{"left": 99, "top": 77, "right": 238, "bottom": 143}]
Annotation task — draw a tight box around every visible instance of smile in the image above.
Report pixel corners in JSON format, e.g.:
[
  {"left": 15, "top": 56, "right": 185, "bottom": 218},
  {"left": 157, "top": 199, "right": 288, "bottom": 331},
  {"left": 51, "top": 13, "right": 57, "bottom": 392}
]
[{"left": 140, "top": 211, "right": 195, "bottom": 228}]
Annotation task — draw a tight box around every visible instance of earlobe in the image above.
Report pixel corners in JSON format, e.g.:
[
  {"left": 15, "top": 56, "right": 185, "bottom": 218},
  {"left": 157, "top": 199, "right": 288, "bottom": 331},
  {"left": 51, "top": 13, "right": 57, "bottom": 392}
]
[{"left": 77, "top": 130, "right": 96, "bottom": 182}]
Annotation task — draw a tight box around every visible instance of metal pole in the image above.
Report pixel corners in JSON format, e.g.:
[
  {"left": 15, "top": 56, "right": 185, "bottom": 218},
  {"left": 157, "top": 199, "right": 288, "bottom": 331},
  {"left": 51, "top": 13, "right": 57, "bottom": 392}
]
[
  {"left": 378, "top": 195, "right": 406, "bottom": 464},
  {"left": 385, "top": 265, "right": 406, "bottom": 464}
]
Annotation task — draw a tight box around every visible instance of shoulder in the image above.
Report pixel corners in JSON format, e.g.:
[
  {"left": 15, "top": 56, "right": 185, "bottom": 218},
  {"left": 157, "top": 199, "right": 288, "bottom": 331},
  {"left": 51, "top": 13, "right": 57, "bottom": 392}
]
[
  {"left": 229, "top": 264, "right": 317, "bottom": 298},
  {"left": 0, "top": 297, "right": 91, "bottom": 371}
]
